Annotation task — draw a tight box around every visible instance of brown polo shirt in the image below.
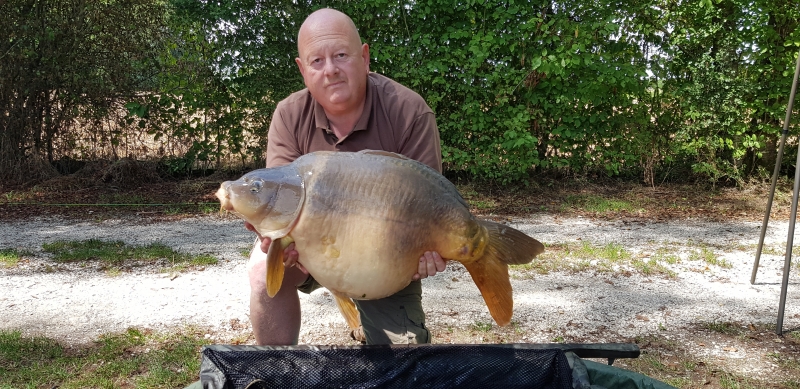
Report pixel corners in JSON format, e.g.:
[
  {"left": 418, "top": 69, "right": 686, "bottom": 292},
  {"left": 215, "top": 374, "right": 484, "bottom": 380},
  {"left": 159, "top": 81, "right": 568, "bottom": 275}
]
[{"left": 265, "top": 72, "right": 442, "bottom": 172}]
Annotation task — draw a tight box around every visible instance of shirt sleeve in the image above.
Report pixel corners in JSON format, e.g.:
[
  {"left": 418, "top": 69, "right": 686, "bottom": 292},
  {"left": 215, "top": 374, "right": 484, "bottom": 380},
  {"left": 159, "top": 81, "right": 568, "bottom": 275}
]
[
  {"left": 400, "top": 111, "right": 443, "bottom": 173},
  {"left": 266, "top": 104, "right": 303, "bottom": 168}
]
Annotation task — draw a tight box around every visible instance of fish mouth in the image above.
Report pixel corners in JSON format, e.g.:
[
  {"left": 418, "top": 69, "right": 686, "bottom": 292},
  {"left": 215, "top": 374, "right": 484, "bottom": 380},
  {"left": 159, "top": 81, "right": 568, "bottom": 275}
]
[{"left": 215, "top": 184, "right": 234, "bottom": 211}]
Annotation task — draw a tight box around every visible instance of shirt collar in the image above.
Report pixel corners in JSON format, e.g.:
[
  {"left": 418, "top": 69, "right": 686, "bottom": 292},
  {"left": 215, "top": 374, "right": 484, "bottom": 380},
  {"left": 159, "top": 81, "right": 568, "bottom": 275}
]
[{"left": 313, "top": 74, "right": 374, "bottom": 135}]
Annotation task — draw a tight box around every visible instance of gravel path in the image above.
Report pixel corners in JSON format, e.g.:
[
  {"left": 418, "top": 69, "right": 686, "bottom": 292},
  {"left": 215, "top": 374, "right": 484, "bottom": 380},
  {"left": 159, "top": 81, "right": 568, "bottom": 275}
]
[{"left": 1, "top": 213, "right": 799, "bottom": 369}]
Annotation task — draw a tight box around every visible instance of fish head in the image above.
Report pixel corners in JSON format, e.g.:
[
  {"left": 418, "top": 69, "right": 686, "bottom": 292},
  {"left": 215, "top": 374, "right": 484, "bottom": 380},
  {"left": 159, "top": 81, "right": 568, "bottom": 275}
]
[{"left": 216, "top": 166, "right": 305, "bottom": 238}]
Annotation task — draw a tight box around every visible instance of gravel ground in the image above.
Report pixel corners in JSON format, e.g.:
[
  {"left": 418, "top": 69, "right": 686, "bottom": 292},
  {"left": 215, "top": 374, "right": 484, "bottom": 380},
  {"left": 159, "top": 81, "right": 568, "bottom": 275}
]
[{"left": 1, "top": 213, "right": 799, "bottom": 381}]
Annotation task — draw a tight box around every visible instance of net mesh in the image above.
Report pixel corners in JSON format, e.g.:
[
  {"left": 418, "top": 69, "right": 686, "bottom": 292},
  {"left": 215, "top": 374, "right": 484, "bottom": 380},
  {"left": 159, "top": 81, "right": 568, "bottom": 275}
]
[{"left": 200, "top": 344, "right": 573, "bottom": 389}]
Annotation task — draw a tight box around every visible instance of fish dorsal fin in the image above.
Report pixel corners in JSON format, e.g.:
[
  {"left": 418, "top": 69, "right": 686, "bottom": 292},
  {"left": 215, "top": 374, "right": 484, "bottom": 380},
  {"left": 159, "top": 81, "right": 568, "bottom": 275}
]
[{"left": 358, "top": 149, "right": 411, "bottom": 160}]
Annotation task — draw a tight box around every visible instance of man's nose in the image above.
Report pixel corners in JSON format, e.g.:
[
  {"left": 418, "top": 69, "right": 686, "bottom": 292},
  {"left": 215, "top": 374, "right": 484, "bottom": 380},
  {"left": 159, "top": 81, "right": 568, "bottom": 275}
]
[{"left": 323, "top": 57, "right": 339, "bottom": 75}]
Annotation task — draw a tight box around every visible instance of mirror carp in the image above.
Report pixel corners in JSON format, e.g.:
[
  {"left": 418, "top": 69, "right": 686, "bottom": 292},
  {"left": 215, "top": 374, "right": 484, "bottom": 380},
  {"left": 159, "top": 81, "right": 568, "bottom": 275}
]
[{"left": 216, "top": 150, "right": 545, "bottom": 328}]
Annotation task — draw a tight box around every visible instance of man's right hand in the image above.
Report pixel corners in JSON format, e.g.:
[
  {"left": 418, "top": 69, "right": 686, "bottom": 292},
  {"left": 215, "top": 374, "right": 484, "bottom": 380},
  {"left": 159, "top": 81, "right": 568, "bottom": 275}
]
[{"left": 245, "top": 222, "right": 307, "bottom": 274}]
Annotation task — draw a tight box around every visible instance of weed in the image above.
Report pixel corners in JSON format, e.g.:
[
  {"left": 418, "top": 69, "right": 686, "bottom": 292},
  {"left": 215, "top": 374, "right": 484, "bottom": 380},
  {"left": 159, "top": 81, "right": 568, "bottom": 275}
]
[
  {"left": 0, "top": 328, "right": 205, "bottom": 388},
  {"left": 562, "top": 194, "right": 640, "bottom": 213},
  {"left": 632, "top": 258, "right": 677, "bottom": 278},
  {"left": 784, "top": 379, "right": 800, "bottom": 389},
  {"left": 240, "top": 245, "right": 254, "bottom": 258},
  {"left": 41, "top": 239, "right": 218, "bottom": 269},
  {"left": 470, "top": 321, "right": 492, "bottom": 332},
  {"left": 680, "top": 360, "right": 696, "bottom": 371},
  {"left": 688, "top": 246, "right": 731, "bottom": 268},
  {"left": 98, "top": 193, "right": 150, "bottom": 204},
  {"left": 767, "top": 352, "right": 800, "bottom": 369},
  {"left": 198, "top": 203, "right": 219, "bottom": 214},
  {"left": 513, "top": 241, "right": 643, "bottom": 276},
  {"left": 0, "top": 248, "right": 26, "bottom": 268},
  {"left": 552, "top": 336, "right": 565, "bottom": 343},
  {"left": 652, "top": 247, "right": 681, "bottom": 265},
  {"left": 105, "top": 267, "right": 122, "bottom": 277},
  {"left": 701, "top": 321, "right": 742, "bottom": 335},
  {"left": 719, "top": 371, "right": 756, "bottom": 389},
  {"left": 663, "top": 377, "right": 690, "bottom": 388}
]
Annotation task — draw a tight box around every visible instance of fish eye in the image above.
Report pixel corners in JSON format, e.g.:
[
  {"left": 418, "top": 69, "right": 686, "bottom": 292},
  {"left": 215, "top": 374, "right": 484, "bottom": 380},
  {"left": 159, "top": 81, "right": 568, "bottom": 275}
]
[{"left": 250, "top": 180, "right": 263, "bottom": 193}]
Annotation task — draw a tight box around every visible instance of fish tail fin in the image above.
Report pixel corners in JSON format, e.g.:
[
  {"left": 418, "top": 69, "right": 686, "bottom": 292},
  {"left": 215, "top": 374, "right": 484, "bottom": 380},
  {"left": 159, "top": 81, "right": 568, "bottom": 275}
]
[
  {"left": 463, "top": 220, "right": 545, "bottom": 326},
  {"left": 463, "top": 258, "right": 513, "bottom": 326},
  {"left": 332, "top": 292, "right": 361, "bottom": 329},
  {"left": 478, "top": 220, "right": 545, "bottom": 265}
]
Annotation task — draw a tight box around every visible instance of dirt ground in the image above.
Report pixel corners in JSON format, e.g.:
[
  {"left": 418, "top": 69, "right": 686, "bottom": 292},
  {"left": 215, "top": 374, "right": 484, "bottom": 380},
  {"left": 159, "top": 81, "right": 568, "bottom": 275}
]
[{"left": 3, "top": 171, "right": 800, "bottom": 388}]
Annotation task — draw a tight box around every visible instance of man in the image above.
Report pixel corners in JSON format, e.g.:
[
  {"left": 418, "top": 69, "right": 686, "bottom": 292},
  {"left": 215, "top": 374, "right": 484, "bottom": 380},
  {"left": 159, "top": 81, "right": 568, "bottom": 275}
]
[{"left": 246, "top": 8, "right": 446, "bottom": 346}]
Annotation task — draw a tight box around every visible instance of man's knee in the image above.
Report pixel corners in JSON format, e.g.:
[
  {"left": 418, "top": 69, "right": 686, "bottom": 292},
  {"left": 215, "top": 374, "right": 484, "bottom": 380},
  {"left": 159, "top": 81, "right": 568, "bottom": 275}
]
[
  {"left": 247, "top": 245, "right": 309, "bottom": 294},
  {"left": 355, "top": 281, "right": 430, "bottom": 345}
]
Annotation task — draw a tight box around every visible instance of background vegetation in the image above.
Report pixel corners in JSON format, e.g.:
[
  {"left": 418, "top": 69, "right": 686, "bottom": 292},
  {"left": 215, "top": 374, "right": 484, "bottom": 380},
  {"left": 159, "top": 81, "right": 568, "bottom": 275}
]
[{"left": 2, "top": 0, "right": 799, "bottom": 186}]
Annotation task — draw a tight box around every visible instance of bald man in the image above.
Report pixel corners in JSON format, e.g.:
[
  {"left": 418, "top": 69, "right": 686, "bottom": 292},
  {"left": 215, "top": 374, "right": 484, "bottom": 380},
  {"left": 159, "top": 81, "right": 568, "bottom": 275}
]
[{"left": 245, "top": 8, "right": 446, "bottom": 346}]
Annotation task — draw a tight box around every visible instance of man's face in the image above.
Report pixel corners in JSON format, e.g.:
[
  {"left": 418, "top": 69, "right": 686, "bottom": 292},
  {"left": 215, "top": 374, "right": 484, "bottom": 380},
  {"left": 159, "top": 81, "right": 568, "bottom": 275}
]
[{"left": 295, "top": 21, "right": 370, "bottom": 115}]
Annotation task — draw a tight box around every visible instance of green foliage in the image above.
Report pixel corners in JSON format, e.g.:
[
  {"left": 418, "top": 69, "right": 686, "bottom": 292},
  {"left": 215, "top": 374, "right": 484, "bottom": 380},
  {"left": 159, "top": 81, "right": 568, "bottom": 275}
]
[
  {"left": 0, "top": 248, "right": 28, "bottom": 268},
  {"left": 41, "top": 239, "right": 218, "bottom": 267},
  {"left": 3, "top": 0, "right": 799, "bottom": 185},
  {"left": 0, "top": 328, "right": 204, "bottom": 388},
  {"left": 0, "top": 0, "right": 171, "bottom": 182}
]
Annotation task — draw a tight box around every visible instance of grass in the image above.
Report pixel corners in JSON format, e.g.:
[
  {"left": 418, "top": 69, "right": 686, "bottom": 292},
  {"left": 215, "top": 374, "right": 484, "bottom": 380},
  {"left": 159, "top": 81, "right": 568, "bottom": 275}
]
[
  {"left": 470, "top": 321, "right": 493, "bottom": 332},
  {"left": 0, "top": 248, "right": 30, "bottom": 268},
  {"left": 701, "top": 321, "right": 743, "bottom": 336},
  {"left": 458, "top": 188, "right": 499, "bottom": 210},
  {"left": 41, "top": 239, "right": 218, "bottom": 268},
  {"left": 562, "top": 194, "right": 642, "bottom": 213},
  {"left": 688, "top": 246, "right": 732, "bottom": 268},
  {"left": 513, "top": 241, "right": 681, "bottom": 277},
  {"left": 0, "top": 328, "right": 205, "bottom": 389},
  {"left": 512, "top": 239, "right": 747, "bottom": 278}
]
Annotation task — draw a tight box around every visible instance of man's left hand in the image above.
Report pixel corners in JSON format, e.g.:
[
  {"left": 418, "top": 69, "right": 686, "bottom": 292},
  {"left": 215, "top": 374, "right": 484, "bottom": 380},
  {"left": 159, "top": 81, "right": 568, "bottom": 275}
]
[{"left": 412, "top": 251, "right": 446, "bottom": 280}]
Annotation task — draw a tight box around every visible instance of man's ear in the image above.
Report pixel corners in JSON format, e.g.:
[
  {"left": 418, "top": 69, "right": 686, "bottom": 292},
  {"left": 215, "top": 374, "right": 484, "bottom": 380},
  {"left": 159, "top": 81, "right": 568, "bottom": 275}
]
[
  {"left": 295, "top": 57, "right": 305, "bottom": 78},
  {"left": 361, "top": 43, "right": 370, "bottom": 73}
]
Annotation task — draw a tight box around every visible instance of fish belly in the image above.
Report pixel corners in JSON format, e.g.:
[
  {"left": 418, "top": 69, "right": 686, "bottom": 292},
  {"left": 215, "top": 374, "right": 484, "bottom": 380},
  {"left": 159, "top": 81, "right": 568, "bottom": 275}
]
[{"left": 289, "top": 152, "right": 477, "bottom": 300}]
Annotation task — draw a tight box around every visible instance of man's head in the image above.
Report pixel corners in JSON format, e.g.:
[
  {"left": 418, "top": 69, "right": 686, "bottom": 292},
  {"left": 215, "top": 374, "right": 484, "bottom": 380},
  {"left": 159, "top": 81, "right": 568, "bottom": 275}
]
[{"left": 295, "top": 8, "right": 370, "bottom": 117}]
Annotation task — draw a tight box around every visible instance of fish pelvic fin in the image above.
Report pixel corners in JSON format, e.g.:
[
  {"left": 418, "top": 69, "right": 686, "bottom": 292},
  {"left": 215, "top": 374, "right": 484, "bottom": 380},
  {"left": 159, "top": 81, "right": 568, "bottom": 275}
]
[
  {"left": 331, "top": 291, "right": 361, "bottom": 329},
  {"left": 478, "top": 220, "right": 545, "bottom": 265},
  {"left": 462, "top": 220, "right": 544, "bottom": 326},
  {"left": 265, "top": 237, "right": 293, "bottom": 298}
]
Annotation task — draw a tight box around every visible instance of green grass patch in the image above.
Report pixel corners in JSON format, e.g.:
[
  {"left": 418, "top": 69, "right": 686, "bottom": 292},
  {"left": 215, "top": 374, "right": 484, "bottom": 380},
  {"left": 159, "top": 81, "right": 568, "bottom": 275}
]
[
  {"left": 688, "top": 246, "right": 732, "bottom": 268},
  {"left": 41, "top": 239, "right": 218, "bottom": 268},
  {"left": 0, "top": 248, "right": 29, "bottom": 268},
  {"left": 2, "top": 189, "right": 36, "bottom": 203},
  {"left": 651, "top": 247, "right": 681, "bottom": 265},
  {"left": 513, "top": 242, "right": 686, "bottom": 278},
  {"left": 0, "top": 328, "right": 205, "bottom": 389},
  {"left": 632, "top": 258, "right": 677, "bottom": 278},
  {"left": 562, "top": 194, "right": 639, "bottom": 213},
  {"left": 470, "top": 321, "right": 493, "bottom": 332},
  {"left": 513, "top": 241, "right": 636, "bottom": 274},
  {"left": 768, "top": 351, "right": 800, "bottom": 370},
  {"left": 458, "top": 188, "right": 498, "bottom": 210},
  {"left": 700, "top": 321, "right": 742, "bottom": 335}
]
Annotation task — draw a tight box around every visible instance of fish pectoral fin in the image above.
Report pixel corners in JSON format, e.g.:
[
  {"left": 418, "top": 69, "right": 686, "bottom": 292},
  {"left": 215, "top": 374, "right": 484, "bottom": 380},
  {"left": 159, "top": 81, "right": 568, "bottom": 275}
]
[
  {"left": 265, "top": 237, "right": 292, "bottom": 298},
  {"left": 331, "top": 291, "right": 361, "bottom": 329},
  {"left": 463, "top": 258, "right": 513, "bottom": 327}
]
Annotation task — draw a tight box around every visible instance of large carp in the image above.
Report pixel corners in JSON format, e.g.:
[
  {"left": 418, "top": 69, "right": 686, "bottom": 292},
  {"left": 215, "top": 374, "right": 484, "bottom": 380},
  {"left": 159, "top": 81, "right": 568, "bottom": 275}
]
[{"left": 216, "top": 150, "right": 544, "bottom": 328}]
